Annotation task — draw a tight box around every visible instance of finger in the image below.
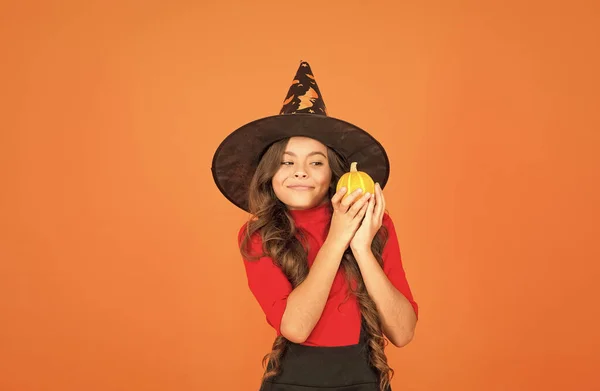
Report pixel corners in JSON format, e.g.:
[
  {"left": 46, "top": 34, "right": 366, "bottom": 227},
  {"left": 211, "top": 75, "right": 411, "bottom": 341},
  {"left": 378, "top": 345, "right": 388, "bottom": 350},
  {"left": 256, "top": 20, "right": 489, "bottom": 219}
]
[
  {"left": 340, "top": 188, "right": 364, "bottom": 213},
  {"left": 378, "top": 184, "right": 386, "bottom": 224},
  {"left": 355, "top": 195, "right": 371, "bottom": 221},
  {"left": 331, "top": 187, "right": 347, "bottom": 208},
  {"left": 364, "top": 193, "right": 375, "bottom": 222},
  {"left": 374, "top": 183, "right": 384, "bottom": 221},
  {"left": 348, "top": 192, "right": 371, "bottom": 217}
]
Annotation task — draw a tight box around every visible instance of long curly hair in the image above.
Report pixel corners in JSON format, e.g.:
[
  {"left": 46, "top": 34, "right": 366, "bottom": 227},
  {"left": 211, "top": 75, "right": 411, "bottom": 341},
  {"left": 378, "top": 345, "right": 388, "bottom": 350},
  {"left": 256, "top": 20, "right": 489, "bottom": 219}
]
[{"left": 239, "top": 138, "right": 394, "bottom": 391}]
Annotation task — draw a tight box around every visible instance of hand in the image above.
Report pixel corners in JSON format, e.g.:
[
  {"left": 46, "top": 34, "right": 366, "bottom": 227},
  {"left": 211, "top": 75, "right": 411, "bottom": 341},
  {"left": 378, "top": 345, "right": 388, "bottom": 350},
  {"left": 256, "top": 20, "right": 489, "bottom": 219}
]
[
  {"left": 350, "top": 183, "right": 386, "bottom": 254},
  {"left": 326, "top": 187, "right": 372, "bottom": 250}
]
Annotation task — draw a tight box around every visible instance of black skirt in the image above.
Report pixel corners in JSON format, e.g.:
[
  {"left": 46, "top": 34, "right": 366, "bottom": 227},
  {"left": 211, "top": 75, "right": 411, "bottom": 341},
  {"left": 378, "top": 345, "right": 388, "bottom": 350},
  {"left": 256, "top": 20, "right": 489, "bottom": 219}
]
[{"left": 258, "top": 320, "right": 391, "bottom": 391}]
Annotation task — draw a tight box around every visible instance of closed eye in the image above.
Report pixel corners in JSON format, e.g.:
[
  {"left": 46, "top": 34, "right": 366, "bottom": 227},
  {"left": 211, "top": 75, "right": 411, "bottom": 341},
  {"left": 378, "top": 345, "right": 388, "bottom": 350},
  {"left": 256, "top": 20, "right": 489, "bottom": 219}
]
[{"left": 280, "top": 161, "right": 324, "bottom": 166}]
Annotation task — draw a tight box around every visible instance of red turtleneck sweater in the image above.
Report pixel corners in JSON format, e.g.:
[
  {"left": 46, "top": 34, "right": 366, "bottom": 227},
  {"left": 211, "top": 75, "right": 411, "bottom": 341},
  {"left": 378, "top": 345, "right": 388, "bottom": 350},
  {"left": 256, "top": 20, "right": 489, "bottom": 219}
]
[{"left": 238, "top": 203, "right": 418, "bottom": 347}]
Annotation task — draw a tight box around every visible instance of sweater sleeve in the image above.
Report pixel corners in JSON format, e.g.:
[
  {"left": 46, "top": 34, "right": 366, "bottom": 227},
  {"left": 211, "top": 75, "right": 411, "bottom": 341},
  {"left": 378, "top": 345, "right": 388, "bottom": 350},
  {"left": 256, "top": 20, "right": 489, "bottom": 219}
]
[
  {"left": 381, "top": 213, "right": 419, "bottom": 319},
  {"left": 238, "top": 224, "right": 292, "bottom": 335}
]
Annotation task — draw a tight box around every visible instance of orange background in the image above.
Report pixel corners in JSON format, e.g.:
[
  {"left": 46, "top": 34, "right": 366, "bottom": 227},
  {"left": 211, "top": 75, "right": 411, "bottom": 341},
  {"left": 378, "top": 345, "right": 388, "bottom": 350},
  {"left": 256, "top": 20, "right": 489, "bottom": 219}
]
[{"left": 1, "top": 1, "right": 599, "bottom": 390}]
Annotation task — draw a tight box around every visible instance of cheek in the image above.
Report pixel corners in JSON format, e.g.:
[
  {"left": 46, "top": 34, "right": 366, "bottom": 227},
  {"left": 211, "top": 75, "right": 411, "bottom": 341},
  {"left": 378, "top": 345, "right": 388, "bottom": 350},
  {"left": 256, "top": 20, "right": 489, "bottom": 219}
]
[
  {"left": 271, "top": 170, "right": 287, "bottom": 189},
  {"left": 315, "top": 170, "right": 332, "bottom": 188}
]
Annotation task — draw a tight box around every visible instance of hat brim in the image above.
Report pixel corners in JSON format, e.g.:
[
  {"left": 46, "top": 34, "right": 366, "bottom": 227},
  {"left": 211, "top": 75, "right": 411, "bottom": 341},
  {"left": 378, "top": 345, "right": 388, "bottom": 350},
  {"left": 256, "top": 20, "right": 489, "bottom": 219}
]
[{"left": 211, "top": 113, "right": 390, "bottom": 212}]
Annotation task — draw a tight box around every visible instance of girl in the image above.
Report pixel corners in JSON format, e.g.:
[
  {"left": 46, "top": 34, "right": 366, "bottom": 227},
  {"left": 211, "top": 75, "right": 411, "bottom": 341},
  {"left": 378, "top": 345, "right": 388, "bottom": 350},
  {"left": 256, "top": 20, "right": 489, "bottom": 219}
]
[{"left": 212, "top": 62, "right": 418, "bottom": 391}]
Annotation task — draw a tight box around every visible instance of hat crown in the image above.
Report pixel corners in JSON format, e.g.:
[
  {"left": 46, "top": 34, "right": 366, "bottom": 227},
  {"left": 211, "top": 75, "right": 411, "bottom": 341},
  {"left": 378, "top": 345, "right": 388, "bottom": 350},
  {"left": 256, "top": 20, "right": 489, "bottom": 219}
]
[{"left": 279, "top": 61, "right": 328, "bottom": 116}]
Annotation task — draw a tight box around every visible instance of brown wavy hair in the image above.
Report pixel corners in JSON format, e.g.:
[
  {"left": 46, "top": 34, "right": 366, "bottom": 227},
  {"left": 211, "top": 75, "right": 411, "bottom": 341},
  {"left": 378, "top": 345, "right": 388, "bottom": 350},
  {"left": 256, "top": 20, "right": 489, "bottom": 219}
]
[{"left": 239, "top": 138, "right": 393, "bottom": 391}]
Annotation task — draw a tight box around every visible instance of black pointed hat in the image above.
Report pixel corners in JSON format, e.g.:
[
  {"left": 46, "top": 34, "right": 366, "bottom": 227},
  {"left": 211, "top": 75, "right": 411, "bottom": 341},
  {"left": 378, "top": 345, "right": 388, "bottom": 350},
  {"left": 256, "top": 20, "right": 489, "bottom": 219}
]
[{"left": 211, "top": 61, "right": 390, "bottom": 212}]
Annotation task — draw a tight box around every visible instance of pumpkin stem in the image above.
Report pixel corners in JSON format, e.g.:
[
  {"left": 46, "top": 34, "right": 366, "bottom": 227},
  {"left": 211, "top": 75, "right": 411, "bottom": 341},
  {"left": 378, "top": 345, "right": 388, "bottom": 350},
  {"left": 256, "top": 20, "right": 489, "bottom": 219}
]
[{"left": 350, "top": 162, "right": 358, "bottom": 172}]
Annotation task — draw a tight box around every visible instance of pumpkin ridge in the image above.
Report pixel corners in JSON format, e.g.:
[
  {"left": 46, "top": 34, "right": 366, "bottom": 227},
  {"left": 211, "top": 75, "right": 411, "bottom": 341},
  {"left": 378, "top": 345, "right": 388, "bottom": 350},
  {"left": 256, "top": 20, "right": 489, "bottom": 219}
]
[{"left": 348, "top": 173, "right": 353, "bottom": 194}]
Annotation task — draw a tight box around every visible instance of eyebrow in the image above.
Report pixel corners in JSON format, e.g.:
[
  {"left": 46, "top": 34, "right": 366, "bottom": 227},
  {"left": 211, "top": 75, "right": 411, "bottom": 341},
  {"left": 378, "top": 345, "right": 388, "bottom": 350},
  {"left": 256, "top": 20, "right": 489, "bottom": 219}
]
[{"left": 283, "top": 151, "right": 327, "bottom": 158}]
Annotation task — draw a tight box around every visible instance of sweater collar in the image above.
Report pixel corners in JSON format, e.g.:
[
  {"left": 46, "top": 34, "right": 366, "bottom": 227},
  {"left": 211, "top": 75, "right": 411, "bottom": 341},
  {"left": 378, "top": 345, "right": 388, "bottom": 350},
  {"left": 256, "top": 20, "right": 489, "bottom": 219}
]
[{"left": 288, "top": 202, "right": 332, "bottom": 228}]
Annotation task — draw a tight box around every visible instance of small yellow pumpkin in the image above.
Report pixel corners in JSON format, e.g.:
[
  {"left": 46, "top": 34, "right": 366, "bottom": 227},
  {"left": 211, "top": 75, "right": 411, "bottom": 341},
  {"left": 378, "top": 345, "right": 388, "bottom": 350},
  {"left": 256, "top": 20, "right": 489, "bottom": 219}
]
[{"left": 336, "top": 162, "right": 375, "bottom": 198}]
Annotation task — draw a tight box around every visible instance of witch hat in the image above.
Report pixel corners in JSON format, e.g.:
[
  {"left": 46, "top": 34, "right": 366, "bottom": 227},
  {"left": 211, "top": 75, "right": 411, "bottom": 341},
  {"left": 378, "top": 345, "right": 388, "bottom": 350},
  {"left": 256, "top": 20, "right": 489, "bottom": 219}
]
[{"left": 211, "top": 61, "right": 390, "bottom": 212}]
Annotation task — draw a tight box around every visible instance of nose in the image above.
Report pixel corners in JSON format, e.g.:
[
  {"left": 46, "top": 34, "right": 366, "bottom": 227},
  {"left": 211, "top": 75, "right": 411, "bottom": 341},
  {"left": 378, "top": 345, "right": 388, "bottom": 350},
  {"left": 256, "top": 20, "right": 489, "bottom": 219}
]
[{"left": 294, "top": 171, "right": 308, "bottom": 179}]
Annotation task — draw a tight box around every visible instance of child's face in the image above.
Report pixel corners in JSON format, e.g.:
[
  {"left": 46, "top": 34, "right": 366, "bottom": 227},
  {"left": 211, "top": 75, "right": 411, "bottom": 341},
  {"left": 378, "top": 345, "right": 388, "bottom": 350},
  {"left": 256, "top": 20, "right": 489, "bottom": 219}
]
[{"left": 272, "top": 137, "right": 332, "bottom": 210}]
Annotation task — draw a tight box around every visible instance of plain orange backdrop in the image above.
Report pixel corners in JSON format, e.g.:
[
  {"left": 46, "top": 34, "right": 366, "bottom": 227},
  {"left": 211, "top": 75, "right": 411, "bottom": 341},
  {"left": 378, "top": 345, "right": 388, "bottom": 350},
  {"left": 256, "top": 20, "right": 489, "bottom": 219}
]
[{"left": 1, "top": 1, "right": 599, "bottom": 390}]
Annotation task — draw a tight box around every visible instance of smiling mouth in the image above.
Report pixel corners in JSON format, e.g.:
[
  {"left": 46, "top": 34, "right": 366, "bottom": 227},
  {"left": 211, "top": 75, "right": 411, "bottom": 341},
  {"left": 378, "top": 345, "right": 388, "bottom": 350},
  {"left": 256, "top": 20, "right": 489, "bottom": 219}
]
[{"left": 288, "top": 186, "right": 315, "bottom": 191}]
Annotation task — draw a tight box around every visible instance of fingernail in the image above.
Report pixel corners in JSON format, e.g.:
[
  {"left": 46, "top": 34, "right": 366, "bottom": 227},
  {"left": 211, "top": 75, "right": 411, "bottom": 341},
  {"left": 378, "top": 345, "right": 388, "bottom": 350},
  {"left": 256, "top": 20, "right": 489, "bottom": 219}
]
[
  {"left": 340, "top": 187, "right": 347, "bottom": 193},
  {"left": 365, "top": 192, "right": 371, "bottom": 197},
  {"left": 356, "top": 188, "right": 363, "bottom": 193}
]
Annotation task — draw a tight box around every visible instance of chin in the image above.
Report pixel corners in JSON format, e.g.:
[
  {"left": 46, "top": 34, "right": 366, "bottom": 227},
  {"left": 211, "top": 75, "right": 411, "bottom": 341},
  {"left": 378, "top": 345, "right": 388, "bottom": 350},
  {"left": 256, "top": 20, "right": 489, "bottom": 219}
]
[
  {"left": 284, "top": 201, "right": 313, "bottom": 210},
  {"left": 281, "top": 195, "right": 326, "bottom": 210}
]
